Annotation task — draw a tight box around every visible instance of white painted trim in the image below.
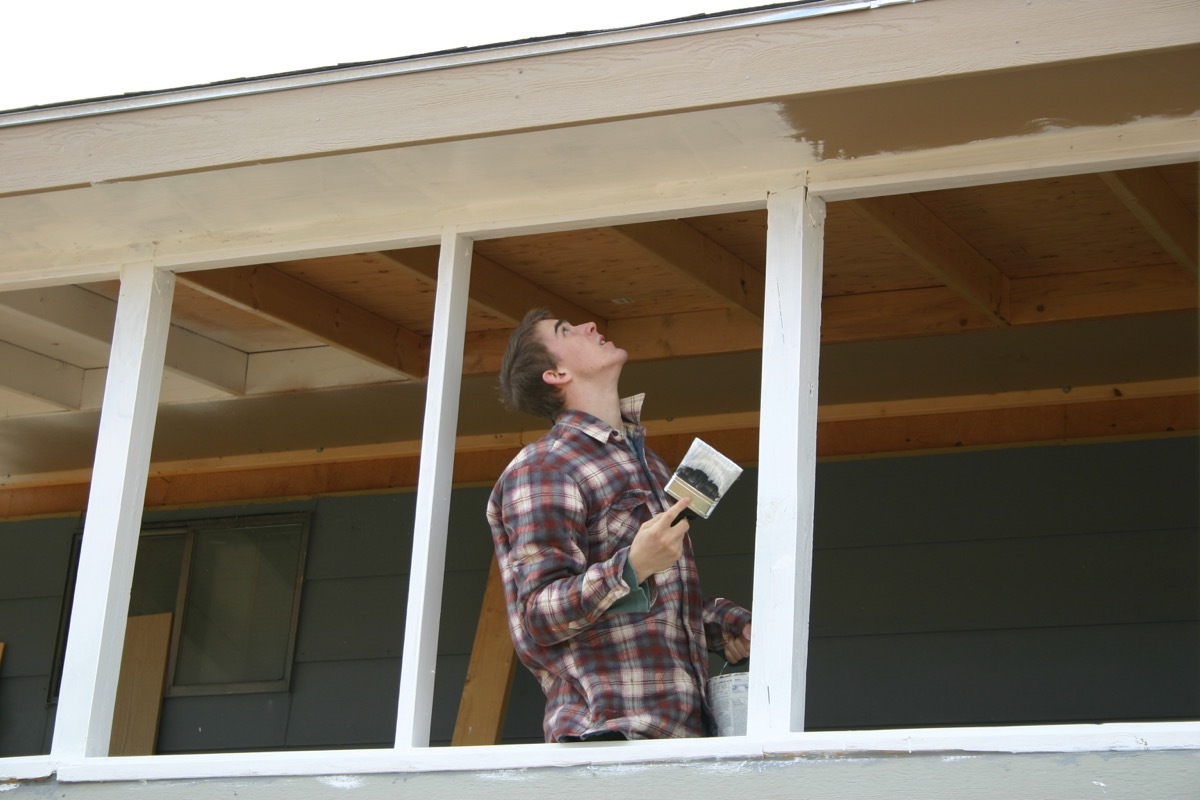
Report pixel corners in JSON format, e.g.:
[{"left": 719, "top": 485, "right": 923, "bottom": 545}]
[
  {"left": 749, "top": 186, "right": 826, "bottom": 736},
  {"left": 48, "top": 264, "right": 175, "bottom": 761},
  {"left": 0, "top": 756, "right": 55, "bottom": 780},
  {"left": 0, "top": 0, "right": 921, "bottom": 127},
  {"left": 38, "top": 722, "right": 1200, "bottom": 783},
  {"left": 761, "top": 721, "right": 1200, "bottom": 756},
  {"left": 393, "top": 231, "right": 473, "bottom": 748}
]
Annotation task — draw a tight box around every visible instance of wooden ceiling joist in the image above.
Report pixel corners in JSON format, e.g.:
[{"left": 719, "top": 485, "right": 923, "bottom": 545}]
[
  {"left": 1100, "top": 168, "right": 1199, "bottom": 281},
  {"left": 179, "top": 265, "right": 428, "bottom": 379},
  {"left": 847, "top": 195, "right": 1012, "bottom": 325},
  {"left": 0, "top": 285, "right": 248, "bottom": 396},
  {"left": 381, "top": 248, "right": 596, "bottom": 328},
  {"left": 0, "top": 340, "right": 84, "bottom": 409},
  {"left": 606, "top": 220, "right": 766, "bottom": 320}
]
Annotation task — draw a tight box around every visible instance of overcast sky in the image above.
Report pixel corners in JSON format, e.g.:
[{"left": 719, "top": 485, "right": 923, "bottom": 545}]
[{"left": 2, "top": 0, "right": 743, "bottom": 112}]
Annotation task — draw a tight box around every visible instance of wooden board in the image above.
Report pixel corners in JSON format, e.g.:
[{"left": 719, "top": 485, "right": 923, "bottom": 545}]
[
  {"left": 109, "top": 612, "right": 173, "bottom": 756},
  {"left": 452, "top": 558, "right": 517, "bottom": 746}
]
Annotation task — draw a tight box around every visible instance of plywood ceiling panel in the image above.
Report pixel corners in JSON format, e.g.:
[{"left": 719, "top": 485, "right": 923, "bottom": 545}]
[
  {"left": 913, "top": 174, "right": 1177, "bottom": 279},
  {"left": 475, "top": 228, "right": 720, "bottom": 321}
]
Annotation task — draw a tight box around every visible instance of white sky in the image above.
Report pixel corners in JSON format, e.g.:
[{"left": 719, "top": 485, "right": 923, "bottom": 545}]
[{"left": 3, "top": 0, "right": 744, "bottom": 112}]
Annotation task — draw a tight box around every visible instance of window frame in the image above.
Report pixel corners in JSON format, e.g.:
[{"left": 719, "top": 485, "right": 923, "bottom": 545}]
[{"left": 148, "top": 513, "right": 310, "bottom": 698}]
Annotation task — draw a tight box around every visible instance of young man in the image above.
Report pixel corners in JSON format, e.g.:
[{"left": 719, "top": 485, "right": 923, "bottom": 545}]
[{"left": 487, "top": 308, "right": 752, "bottom": 742}]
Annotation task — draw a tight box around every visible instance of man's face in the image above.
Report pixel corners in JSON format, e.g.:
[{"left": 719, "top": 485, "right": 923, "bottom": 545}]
[{"left": 536, "top": 318, "right": 627, "bottom": 384}]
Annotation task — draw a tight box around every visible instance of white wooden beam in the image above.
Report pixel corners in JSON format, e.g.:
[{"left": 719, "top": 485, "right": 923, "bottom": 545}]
[
  {"left": 749, "top": 186, "right": 824, "bottom": 737},
  {"left": 178, "top": 266, "right": 427, "bottom": 379},
  {"left": 1100, "top": 167, "right": 1199, "bottom": 280},
  {"left": 4, "top": 0, "right": 1195, "bottom": 194},
  {"left": 50, "top": 263, "right": 174, "bottom": 760},
  {"left": 394, "top": 231, "right": 473, "bottom": 748},
  {"left": 0, "top": 340, "right": 84, "bottom": 409},
  {"left": 0, "top": 285, "right": 246, "bottom": 395}
]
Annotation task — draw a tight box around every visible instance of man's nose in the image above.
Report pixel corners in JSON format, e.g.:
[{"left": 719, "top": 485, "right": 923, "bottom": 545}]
[{"left": 579, "top": 321, "right": 597, "bottom": 334}]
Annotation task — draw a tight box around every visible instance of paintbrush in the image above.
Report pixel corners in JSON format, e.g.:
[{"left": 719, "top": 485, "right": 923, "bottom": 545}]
[{"left": 665, "top": 437, "right": 743, "bottom": 524}]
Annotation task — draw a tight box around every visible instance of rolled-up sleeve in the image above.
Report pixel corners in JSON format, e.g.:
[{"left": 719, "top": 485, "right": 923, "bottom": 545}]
[
  {"left": 703, "top": 596, "right": 752, "bottom": 651},
  {"left": 499, "top": 463, "right": 635, "bottom": 646}
]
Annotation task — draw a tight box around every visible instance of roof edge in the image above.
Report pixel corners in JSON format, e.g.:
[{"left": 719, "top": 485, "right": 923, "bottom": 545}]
[{"left": 0, "top": 0, "right": 921, "bottom": 127}]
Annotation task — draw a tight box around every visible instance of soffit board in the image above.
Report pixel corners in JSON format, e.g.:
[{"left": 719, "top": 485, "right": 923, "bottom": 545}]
[{"left": 1, "top": 0, "right": 1196, "bottom": 196}]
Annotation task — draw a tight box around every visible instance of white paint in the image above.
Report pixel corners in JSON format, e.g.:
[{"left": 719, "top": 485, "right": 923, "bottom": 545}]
[
  {"left": 49, "top": 263, "right": 175, "bottom": 761},
  {"left": 477, "top": 769, "right": 531, "bottom": 782},
  {"left": 394, "top": 231, "right": 473, "bottom": 747},
  {"left": 317, "top": 775, "right": 367, "bottom": 790},
  {"left": 749, "top": 186, "right": 825, "bottom": 736}
]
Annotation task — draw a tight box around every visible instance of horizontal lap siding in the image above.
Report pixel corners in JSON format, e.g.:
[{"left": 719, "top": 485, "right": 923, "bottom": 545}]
[
  {"left": 2, "top": 437, "right": 1194, "bottom": 755},
  {"left": 804, "top": 436, "right": 1200, "bottom": 729},
  {"left": 0, "top": 516, "right": 79, "bottom": 757}
]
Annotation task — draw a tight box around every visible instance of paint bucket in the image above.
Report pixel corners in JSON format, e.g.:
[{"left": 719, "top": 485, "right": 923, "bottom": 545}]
[{"left": 708, "top": 672, "right": 749, "bottom": 736}]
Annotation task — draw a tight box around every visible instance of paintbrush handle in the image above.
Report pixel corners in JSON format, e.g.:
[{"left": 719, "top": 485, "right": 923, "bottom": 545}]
[{"left": 671, "top": 507, "right": 698, "bottom": 527}]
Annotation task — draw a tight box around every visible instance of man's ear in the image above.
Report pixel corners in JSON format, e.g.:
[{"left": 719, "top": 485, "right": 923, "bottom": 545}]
[{"left": 542, "top": 368, "right": 570, "bottom": 387}]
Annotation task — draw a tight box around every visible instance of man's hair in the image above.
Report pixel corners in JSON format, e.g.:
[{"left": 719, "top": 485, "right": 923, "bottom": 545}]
[{"left": 498, "top": 308, "right": 564, "bottom": 422}]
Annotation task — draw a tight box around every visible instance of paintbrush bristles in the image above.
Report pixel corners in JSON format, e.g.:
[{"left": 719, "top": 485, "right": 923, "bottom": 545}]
[
  {"left": 679, "top": 438, "right": 742, "bottom": 493},
  {"left": 664, "top": 438, "right": 744, "bottom": 519}
]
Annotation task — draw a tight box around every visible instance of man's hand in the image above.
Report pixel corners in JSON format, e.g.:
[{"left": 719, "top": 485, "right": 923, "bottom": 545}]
[
  {"left": 628, "top": 497, "right": 691, "bottom": 584},
  {"left": 723, "top": 623, "right": 751, "bottom": 664}
]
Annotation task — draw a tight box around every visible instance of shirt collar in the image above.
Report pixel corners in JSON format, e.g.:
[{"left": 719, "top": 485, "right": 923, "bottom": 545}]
[{"left": 556, "top": 393, "right": 647, "bottom": 444}]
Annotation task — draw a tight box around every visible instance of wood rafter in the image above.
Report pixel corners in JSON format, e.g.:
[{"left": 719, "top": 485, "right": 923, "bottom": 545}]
[
  {"left": 1100, "top": 168, "right": 1199, "bottom": 281},
  {"left": 606, "top": 220, "right": 765, "bottom": 320},
  {"left": 847, "top": 195, "right": 1011, "bottom": 325},
  {"left": 0, "top": 287, "right": 246, "bottom": 400},
  {"left": 0, "top": 285, "right": 247, "bottom": 396},
  {"left": 0, "top": 340, "right": 84, "bottom": 409},
  {"left": 178, "top": 265, "right": 428, "bottom": 379},
  {"left": 380, "top": 248, "right": 596, "bottom": 328}
]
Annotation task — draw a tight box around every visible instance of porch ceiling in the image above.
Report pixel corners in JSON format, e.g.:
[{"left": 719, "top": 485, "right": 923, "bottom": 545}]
[{"left": 0, "top": 0, "right": 1196, "bottom": 491}]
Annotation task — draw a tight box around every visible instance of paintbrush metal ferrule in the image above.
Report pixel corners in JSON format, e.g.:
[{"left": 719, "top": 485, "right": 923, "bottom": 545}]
[{"left": 665, "top": 438, "right": 743, "bottom": 520}]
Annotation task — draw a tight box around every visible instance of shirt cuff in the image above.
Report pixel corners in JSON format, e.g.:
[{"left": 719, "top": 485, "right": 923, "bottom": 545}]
[{"left": 606, "top": 557, "right": 651, "bottom": 614}]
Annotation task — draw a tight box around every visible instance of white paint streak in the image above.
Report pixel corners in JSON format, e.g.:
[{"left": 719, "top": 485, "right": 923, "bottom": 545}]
[
  {"left": 0, "top": 785, "right": 19, "bottom": 792},
  {"left": 317, "top": 775, "right": 367, "bottom": 789},
  {"left": 477, "top": 769, "right": 530, "bottom": 782}
]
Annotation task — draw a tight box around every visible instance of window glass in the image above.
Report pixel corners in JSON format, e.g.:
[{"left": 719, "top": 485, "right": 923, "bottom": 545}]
[{"left": 171, "top": 518, "right": 307, "bottom": 692}]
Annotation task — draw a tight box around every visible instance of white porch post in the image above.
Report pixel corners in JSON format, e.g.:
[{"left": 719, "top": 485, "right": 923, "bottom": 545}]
[
  {"left": 50, "top": 263, "right": 174, "bottom": 760},
  {"left": 395, "top": 231, "right": 473, "bottom": 748},
  {"left": 747, "top": 186, "right": 825, "bottom": 737}
]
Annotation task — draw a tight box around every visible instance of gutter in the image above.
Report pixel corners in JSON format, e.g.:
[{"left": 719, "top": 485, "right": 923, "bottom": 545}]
[{"left": 0, "top": 0, "right": 922, "bottom": 127}]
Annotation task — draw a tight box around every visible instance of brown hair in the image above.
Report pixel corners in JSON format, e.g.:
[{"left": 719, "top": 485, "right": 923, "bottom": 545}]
[{"left": 498, "top": 308, "right": 563, "bottom": 422}]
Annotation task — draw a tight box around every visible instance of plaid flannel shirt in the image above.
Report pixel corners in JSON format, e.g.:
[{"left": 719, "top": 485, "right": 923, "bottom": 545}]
[{"left": 487, "top": 394, "right": 752, "bottom": 741}]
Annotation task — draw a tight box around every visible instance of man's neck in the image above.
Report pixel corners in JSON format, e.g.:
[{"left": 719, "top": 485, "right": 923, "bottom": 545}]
[{"left": 562, "top": 383, "right": 624, "bottom": 432}]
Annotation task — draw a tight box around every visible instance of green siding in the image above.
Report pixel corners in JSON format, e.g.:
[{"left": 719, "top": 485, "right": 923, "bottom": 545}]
[{"left": 1, "top": 436, "right": 1195, "bottom": 756}]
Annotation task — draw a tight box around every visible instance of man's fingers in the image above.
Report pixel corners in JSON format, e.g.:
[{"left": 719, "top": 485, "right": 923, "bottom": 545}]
[
  {"left": 669, "top": 496, "right": 692, "bottom": 514},
  {"left": 665, "top": 496, "right": 692, "bottom": 528}
]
